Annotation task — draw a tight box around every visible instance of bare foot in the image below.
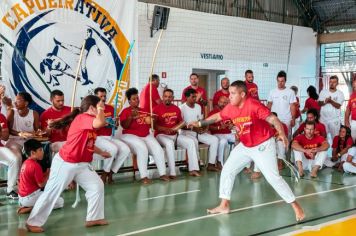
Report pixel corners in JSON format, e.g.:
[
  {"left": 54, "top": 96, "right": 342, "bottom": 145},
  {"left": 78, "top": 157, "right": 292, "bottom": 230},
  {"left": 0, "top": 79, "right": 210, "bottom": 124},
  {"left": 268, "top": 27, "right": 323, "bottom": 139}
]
[
  {"left": 17, "top": 207, "right": 32, "bottom": 214},
  {"left": 85, "top": 219, "right": 109, "bottom": 227},
  {"left": 107, "top": 172, "right": 114, "bottom": 184},
  {"left": 251, "top": 171, "right": 262, "bottom": 179},
  {"left": 278, "top": 159, "right": 284, "bottom": 171},
  {"left": 169, "top": 175, "right": 177, "bottom": 180},
  {"left": 207, "top": 164, "right": 220, "bottom": 172},
  {"left": 243, "top": 168, "right": 252, "bottom": 174},
  {"left": 310, "top": 166, "right": 319, "bottom": 178},
  {"left": 298, "top": 170, "right": 304, "bottom": 177},
  {"left": 291, "top": 201, "right": 305, "bottom": 222},
  {"left": 159, "top": 175, "right": 170, "bottom": 182},
  {"left": 207, "top": 205, "right": 230, "bottom": 214},
  {"left": 189, "top": 170, "right": 201, "bottom": 177},
  {"left": 216, "top": 161, "right": 223, "bottom": 170},
  {"left": 141, "top": 177, "right": 152, "bottom": 185},
  {"left": 26, "top": 224, "right": 44, "bottom": 233},
  {"left": 100, "top": 172, "right": 108, "bottom": 184}
]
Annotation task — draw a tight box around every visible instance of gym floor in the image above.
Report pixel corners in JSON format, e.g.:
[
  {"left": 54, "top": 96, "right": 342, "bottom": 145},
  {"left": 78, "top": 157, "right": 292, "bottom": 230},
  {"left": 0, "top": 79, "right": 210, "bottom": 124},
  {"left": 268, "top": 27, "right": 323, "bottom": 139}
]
[{"left": 1, "top": 168, "right": 355, "bottom": 235}]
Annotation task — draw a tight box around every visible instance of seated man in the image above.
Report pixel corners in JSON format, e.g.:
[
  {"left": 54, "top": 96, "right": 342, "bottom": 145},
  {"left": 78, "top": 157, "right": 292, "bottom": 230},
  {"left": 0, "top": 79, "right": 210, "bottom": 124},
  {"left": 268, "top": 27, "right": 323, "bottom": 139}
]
[
  {"left": 293, "top": 108, "right": 326, "bottom": 138},
  {"left": 18, "top": 139, "right": 64, "bottom": 214},
  {"left": 343, "top": 147, "right": 356, "bottom": 174},
  {"left": 292, "top": 121, "right": 329, "bottom": 178},
  {"left": 154, "top": 89, "right": 201, "bottom": 178},
  {"left": 180, "top": 89, "right": 219, "bottom": 171}
]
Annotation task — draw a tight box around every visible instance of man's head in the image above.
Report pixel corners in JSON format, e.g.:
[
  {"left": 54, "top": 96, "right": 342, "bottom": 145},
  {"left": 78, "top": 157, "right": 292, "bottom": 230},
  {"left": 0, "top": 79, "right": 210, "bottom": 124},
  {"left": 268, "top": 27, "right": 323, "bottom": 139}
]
[
  {"left": 276, "top": 71, "right": 287, "bottom": 89},
  {"left": 245, "top": 70, "right": 254, "bottom": 83},
  {"left": 306, "top": 109, "right": 319, "bottom": 122},
  {"left": 125, "top": 88, "right": 139, "bottom": 108},
  {"left": 290, "top": 86, "right": 298, "bottom": 95},
  {"left": 329, "top": 75, "right": 339, "bottom": 90},
  {"left": 217, "top": 95, "right": 228, "bottom": 110},
  {"left": 162, "top": 89, "right": 174, "bottom": 106},
  {"left": 184, "top": 88, "right": 197, "bottom": 106},
  {"left": 94, "top": 87, "right": 107, "bottom": 102},
  {"left": 50, "top": 90, "right": 65, "bottom": 110},
  {"left": 150, "top": 74, "right": 160, "bottom": 87},
  {"left": 229, "top": 80, "right": 247, "bottom": 107},
  {"left": 304, "top": 121, "right": 315, "bottom": 139},
  {"left": 15, "top": 91, "right": 32, "bottom": 110},
  {"left": 221, "top": 77, "right": 230, "bottom": 90},
  {"left": 189, "top": 73, "right": 199, "bottom": 87},
  {"left": 24, "top": 139, "right": 44, "bottom": 160}
]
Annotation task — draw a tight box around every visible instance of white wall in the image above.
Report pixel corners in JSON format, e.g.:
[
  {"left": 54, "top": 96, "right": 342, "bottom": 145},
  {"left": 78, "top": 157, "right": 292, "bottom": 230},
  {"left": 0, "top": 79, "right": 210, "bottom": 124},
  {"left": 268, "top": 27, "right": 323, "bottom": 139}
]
[{"left": 136, "top": 3, "right": 317, "bottom": 100}]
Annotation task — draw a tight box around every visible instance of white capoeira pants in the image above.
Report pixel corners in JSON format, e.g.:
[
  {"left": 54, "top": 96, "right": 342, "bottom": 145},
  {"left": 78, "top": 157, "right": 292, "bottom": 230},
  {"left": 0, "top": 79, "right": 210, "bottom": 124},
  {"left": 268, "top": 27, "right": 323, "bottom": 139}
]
[
  {"left": 343, "top": 162, "right": 356, "bottom": 173},
  {"left": 351, "top": 120, "right": 356, "bottom": 142},
  {"left": 120, "top": 134, "right": 166, "bottom": 179},
  {"left": 219, "top": 138, "right": 296, "bottom": 203},
  {"left": 214, "top": 133, "right": 235, "bottom": 164},
  {"left": 324, "top": 153, "right": 348, "bottom": 168},
  {"left": 253, "top": 139, "right": 285, "bottom": 172},
  {"left": 182, "top": 130, "right": 218, "bottom": 165},
  {"left": 93, "top": 136, "right": 130, "bottom": 173},
  {"left": 156, "top": 134, "right": 200, "bottom": 175},
  {"left": 27, "top": 154, "right": 104, "bottom": 226},
  {"left": 320, "top": 118, "right": 340, "bottom": 144},
  {"left": 293, "top": 150, "right": 327, "bottom": 171},
  {"left": 0, "top": 147, "right": 21, "bottom": 193},
  {"left": 19, "top": 189, "right": 64, "bottom": 209}
]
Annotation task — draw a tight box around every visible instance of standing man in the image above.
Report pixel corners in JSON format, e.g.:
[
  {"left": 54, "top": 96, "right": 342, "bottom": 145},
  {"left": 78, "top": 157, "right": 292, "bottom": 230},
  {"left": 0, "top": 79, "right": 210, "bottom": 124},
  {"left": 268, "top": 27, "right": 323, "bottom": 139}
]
[
  {"left": 267, "top": 71, "right": 297, "bottom": 138},
  {"left": 318, "top": 75, "right": 345, "bottom": 142},
  {"left": 189, "top": 81, "right": 304, "bottom": 221},
  {"left": 154, "top": 89, "right": 201, "bottom": 178},
  {"left": 181, "top": 73, "right": 208, "bottom": 114},
  {"left": 244, "top": 70, "right": 259, "bottom": 100},
  {"left": 40, "top": 90, "right": 71, "bottom": 153},
  {"left": 180, "top": 89, "right": 219, "bottom": 171},
  {"left": 344, "top": 79, "right": 356, "bottom": 141},
  {"left": 212, "top": 77, "right": 230, "bottom": 109},
  {"left": 94, "top": 87, "right": 131, "bottom": 184},
  {"left": 139, "top": 74, "right": 162, "bottom": 113}
]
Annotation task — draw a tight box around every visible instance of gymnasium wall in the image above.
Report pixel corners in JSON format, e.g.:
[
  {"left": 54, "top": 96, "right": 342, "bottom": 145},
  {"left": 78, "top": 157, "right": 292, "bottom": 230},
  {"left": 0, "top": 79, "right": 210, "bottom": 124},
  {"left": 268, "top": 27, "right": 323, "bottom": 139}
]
[{"left": 135, "top": 2, "right": 317, "bottom": 100}]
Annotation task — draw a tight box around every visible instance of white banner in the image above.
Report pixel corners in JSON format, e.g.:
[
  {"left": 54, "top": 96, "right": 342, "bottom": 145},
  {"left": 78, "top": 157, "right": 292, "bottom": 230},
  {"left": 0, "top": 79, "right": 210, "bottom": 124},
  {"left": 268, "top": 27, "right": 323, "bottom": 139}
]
[{"left": 0, "top": 0, "right": 136, "bottom": 113}]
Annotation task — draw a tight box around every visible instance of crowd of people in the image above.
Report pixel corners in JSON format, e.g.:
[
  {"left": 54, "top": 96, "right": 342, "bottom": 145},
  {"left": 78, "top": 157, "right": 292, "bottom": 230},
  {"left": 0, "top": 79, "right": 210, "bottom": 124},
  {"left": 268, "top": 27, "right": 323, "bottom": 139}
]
[{"left": 0, "top": 70, "right": 355, "bottom": 232}]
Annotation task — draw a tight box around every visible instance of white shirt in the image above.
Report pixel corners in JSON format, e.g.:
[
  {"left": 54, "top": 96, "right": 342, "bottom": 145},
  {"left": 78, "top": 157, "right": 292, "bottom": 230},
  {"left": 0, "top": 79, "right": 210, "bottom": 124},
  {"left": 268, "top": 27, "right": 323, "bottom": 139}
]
[
  {"left": 347, "top": 147, "right": 356, "bottom": 162},
  {"left": 268, "top": 88, "right": 296, "bottom": 122},
  {"left": 318, "top": 89, "right": 344, "bottom": 121},
  {"left": 179, "top": 103, "right": 202, "bottom": 123}
]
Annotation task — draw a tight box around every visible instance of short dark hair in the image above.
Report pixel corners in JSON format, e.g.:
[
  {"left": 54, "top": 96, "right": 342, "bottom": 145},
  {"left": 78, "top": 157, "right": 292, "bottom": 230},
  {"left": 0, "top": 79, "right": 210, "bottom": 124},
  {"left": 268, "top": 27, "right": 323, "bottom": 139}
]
[
  {"left": 18, "top": 91, "right": 33, "bottom": 104},
  {"left": 290, "top": 86, "right": 298, "bottom": 93},
  {"left": 149, "top": 74, "right": 160, "bottom": 82},
  {"left": 330, "top": 75, "right": 338, "bottom": 82},
  {"left": 190, "top": 73, "right": 199, "bottom": 78},
  {"left": 277, "top": 70, "right": 287, "bottom": 81},
  {"left": 271, "top": 112, "right": 278, "bottom": 117},
  {"left": 163, "top": 88, "right": 174, "bottom": 95},
  {"left": 50, "top": 90, "right": 64, "bottom": 99},
  {"left": 184, "top": 88, "right": 197, "bottom": 98},
  {"left": 306, "top": 108, "right": 319, "bottom": 122},
  {"left": 230, "top": 80, "right": 247, "bottom": 94},
  {"left": 245, "top": 70, "right": 253, "bottom": 75},
  {"left": 23, "top": 139, "right": 42, "bottom": 156},
  {"left": 305, "top": 120, "right": 316, "bottom": 128},
  {"left": 94, "top": 87, "right": 106, "bottom": 95},
  {"left": 125, "top": 87, "right": 138, "bottom": 100}
]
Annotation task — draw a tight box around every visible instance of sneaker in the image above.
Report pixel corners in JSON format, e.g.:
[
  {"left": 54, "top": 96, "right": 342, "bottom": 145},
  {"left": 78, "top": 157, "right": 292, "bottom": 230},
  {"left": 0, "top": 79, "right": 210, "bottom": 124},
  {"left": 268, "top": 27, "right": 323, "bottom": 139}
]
[{"left": 6, "top": 191, "right": 19, "bottom": 200}]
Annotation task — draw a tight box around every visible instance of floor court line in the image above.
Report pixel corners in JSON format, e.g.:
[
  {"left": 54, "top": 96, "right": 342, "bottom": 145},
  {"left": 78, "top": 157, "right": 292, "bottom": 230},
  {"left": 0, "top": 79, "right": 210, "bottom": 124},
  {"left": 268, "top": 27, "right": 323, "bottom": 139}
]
[
  {"left": 116, "top": 184, "right": 356, "bottom": 236},
  {"left": 141, "top": 190, "right": 200, "bottom": 201}
]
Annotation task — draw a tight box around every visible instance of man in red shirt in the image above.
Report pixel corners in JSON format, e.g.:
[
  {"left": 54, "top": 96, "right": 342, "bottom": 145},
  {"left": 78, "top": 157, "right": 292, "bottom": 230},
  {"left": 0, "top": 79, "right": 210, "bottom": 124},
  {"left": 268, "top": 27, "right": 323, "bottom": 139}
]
[
  {"left": 244, "top": 70, "right": 259, "bottom": 100},
  {"left": 139, "top": 74, "right": 162, "bottom": 113},
  {"left": 208, "top": 96, "right": 235, "bottom": 169},
  {"left": 293, "top": 109, "right": 327, "bottom": 138},
  {"left": 120, "top": 88, "right": 168, "bottom": 184},
  {"left": 94, "top": 87, "right": 130, "bottom": 184},
  {"left": 212, "top": 77, "right": 230, "bottom": 109},
  {"left": 292, "top": 121, "right": 329, "bottom": 178},
  {"left": 40, "top": 90, "right": 71, "bottom": 153},
  {"left": 154, "top": 89, "right": 201, "bottom": 178},
  {"left": 181, "top": 73, "right": 208, "bottom": 114},
  {"left": 0, "top": 113, "right": 21, "bottom": 199},
  {"left": 190, "top": 80, "right": 304, "bottom": 221},
  {"left": 18, "top": 139, "right": 64, "bottom": 214},
  {"left": 344, "top": 79, "right": 356, "bottom": 141}
]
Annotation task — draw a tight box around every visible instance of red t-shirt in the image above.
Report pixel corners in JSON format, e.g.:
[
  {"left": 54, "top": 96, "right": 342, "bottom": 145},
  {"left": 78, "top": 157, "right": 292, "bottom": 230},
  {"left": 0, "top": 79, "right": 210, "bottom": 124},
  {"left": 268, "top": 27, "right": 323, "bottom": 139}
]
[
  {"left": 96, "top": 104, "right": 114, "bottom": 136},
  {"left": 332, "top": 136, "right": 353, "bottom": 151},
  {"left": 40, "top": 106, "right": 71, "bottom": 143},
  {"left": 220, "top": 98, "right": 275, "bottom": 147},
  {"left": 119, "top": 107, "right": 150, "bottom": 137},
  {"left": 0, "top": 113, "right": 8, "bottom": 147},
  {"left": 18, "top": 159, "right": 44, "bottom": 197},
  {"left": 181, "top": 86, "right": 207, "bottom": 109},
  {"left": 153, "top": 103, "right": 183, "bottom": 136},
  {"left": 59, "top": 113, "right": 96, "bottom": 163},
  {"left": 245, "top": 81, "right": 259, "bottom": 100},
  {"left": 304, "top": 98, "right": 320, "bottom": 112},
  {"left": 212, "top": 90, "right": 230, "bottom": 107},
  {"left": 347, "top": 92, "right": 356, "bottom": 120},
  {"left": 139, "top": 83, "right": 161, "bottom": 112},
  {"left": 295, "top": 97, "right": 301, "bottom": 119},
  {"left": 294, "top": 134, "right": 326, "bottom": 159},
  {"left": 296, "top": 122, "right": 326, "bottom": 137},
  {"left": 208, "top": 108, "right": 232, "bottom": 135}
]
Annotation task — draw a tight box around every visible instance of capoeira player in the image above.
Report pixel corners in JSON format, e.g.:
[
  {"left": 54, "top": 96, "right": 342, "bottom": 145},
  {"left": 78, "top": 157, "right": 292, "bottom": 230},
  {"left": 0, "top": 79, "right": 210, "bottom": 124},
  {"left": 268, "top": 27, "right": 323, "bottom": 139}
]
[
  {"left": 153, "top": 88, "right": 201, "bottom": 178},
  {"left": 26, "top": 95, "right": 110, "bottom": 233},
  {"left": 343, "top": 147, "right": 356, "bottom": 174},
  {"left": 189, "top": 80, "right": 305, "bottom": 221}
]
